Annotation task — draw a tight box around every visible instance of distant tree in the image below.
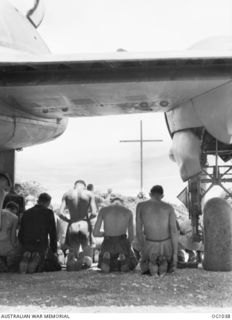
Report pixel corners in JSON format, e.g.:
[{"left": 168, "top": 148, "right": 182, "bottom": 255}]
[{"left": 18, "top": 181, "right": 46, "bottom": 199}]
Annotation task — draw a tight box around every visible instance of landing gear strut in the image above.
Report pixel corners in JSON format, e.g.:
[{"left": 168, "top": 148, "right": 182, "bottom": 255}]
[{"left": 180, "top": 137, "right": 232, "bottom": 240}]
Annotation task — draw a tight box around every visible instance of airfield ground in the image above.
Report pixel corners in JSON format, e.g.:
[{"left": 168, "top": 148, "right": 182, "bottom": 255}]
[{"left": 0, "top": 266, "right": 231, "bottom": 313}]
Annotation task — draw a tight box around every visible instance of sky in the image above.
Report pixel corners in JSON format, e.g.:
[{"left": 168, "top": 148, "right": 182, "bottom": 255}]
[{"left": 10, "top": 0, "right": 232, "bottom": 206}]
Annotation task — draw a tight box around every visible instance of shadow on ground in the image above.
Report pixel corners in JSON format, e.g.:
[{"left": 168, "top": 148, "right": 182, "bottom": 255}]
[{"left": 0, "top": 267, "right": 231, "bottom": 310}]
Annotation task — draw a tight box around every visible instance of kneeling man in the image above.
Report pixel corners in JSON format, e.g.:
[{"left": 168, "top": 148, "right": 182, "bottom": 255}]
[
  {"left": 0, "top": 204, "right": 19, "bottom": 272},
  {"left": 93, "top": 197, "right": 138, "bottom": 273},
  {"left": 136, "top": 185, "right": 178, "bottom": 276},
  {"left": 59, "top": 180, "right": 97, "bottom": 270},
  {"left": 0, "top": 173, "right": 20, "bottom": 272},
  {"left": 18, "top": 193, "right": 57, "bottom": 273}
]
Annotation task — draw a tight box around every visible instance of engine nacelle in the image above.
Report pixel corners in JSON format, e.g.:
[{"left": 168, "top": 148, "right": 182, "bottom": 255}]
[
  {"left": 166, "top": 82, "right": 232, "bottom": 181},
  {"left": 0, "top": 115, "right": 68, "bottom": 150}
]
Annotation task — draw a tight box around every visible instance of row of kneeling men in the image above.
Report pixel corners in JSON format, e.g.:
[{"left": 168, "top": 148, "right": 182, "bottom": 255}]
[{"left": 0, "top": 175, "right": 202, "bottom": 276}]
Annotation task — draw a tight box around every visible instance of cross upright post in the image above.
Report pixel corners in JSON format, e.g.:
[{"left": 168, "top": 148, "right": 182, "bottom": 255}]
[{"left": 120, "top": 120, "right": 163, "bottom": 194}]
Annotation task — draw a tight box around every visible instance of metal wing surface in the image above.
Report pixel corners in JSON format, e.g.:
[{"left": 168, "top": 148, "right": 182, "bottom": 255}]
[{"left": 0, "top": 50, "right": 231, "bottom": 120}]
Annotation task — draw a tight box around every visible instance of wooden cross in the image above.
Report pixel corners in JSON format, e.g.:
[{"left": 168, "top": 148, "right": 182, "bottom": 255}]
[{"left": 120, "top": 120, "right": 162, "bottom": 194}]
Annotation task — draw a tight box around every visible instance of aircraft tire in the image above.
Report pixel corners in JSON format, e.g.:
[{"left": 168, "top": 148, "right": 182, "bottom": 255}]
[{"left": 203, "top": 197, "right": 232, "bottom": 271}]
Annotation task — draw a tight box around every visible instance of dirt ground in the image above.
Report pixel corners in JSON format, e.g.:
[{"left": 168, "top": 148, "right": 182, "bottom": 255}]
[{"left": 0, "top": 265, "right": 231, "bottom": 313}]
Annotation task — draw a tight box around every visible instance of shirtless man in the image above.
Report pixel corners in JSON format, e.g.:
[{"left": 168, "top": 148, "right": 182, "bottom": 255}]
[
  {"left": 0, "top": 173, "right": 12, "bottom": 234},
  {"left": 59, "top": 180, "right": 97, "bottom": 270},
  {"left": 93, "top": 197, "right": 138, "bottom": 273},
  {"left": 0, "top": 173, "right": 20, "bottom": 272},
  {"left": 0, "top": 205, "right": 19, "bottom": 272},
  {"left": 136, "top": 185, "right": 178, "bottom": 276},
  {"left": 0, "top": 173, "right": 11, "bottom": 224}
]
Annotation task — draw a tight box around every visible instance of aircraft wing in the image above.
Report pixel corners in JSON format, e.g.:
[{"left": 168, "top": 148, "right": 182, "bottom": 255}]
[{"left": 0, "top": 50, "right": 232, "bottom": 119}]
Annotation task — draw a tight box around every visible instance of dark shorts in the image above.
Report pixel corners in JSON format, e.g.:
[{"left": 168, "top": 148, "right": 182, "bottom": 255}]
[
  {"left": 98, "top": 234, "right": 138, "bottom": 271},
  {"left": 22, "top": 244, "right": 46, "bottom": 257},
  {"left": 0, "top": 246, "right": 21, "bottom": 272},
  {"left": 21, "top": 244, "right": 47, "bottom": 272}
]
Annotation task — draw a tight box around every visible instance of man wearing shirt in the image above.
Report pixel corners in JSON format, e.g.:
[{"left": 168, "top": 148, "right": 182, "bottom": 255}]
[{"left": 18, "top": 193, "right": 57, "bottom": 273}]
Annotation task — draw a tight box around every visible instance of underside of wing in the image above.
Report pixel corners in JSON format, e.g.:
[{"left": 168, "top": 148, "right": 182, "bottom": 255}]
[{"left": 0, "top": 51, "right": 231, "bottom": 119}]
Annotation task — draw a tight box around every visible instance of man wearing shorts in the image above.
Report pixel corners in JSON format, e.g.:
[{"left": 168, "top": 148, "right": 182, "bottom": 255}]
[
  {"left": 93, "top": 197, "right": 137, "bottom": 273},
  {"left": 136, "top": 185, "right": 178, "bottom": 276}
]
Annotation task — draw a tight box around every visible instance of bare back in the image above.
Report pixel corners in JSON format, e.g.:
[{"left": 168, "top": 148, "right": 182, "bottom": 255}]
[
  {"left": 102, "top": 205, "right": 131, "bottom": 237},
  {"left": 0, "top": 210, "right": 18, "bottom": 255},
  {"left": 139, "top": 200, "right": 173, "bottom": 240},
  {"left": 64, "top": 189, "right": 91, "bottom": 222}
]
